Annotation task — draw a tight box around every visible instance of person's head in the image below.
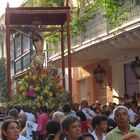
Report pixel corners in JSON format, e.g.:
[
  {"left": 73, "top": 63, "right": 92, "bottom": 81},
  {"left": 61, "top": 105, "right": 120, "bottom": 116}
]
[
  {"left": 130, "top": 100, "right": 137, "bottom": 111},
  {"left": 95, "top": 100, "right": 101, "bottom": 107},
  {"left": 17, "top": 114, "right": 27, "bottom": 129},
  {"left": 63, "top": 104, "right": 71, "bottom": 114},
  {"left": 123, "top": 101, "right": 131, "bottom": 109},
  {"left": 108, "top": 103, "right": 115, "bottom": 113},
  {"left": 0, "top": 106, "right": 5, "bottom": 114},
  {"left": 81, "top": 99, "right": 88, "bottom": 109},
  {"left": 22, "top": 104, "right": 30, "bottom": 112},
  {"left": 101, "top": 104, "right": 108, "bottom": 112},
  {"left": 45, "top": 120, "right": 61, "bottom": 140},
  {"left": 124, "top": 94, "right": 129, "bottom": 100},
  {"left": 40, "top": 105, "right": 48, "bottom": 113},
  {"left": 33, "top": 107, "right": 41, "bottom": 117},
  {"left": 31, "top": 33, "right": 44, "bottom": 52},
  {"left": 13, "top": 105, "right": 22, "bottom": 114},
  {"left": 1, "top": 119, "right": 20, "bottom": 140},
  {"left": 52, "top": 111, "right": 65, "bottom": 123},
  {"left": 113, "top": 105, "right": 129, "bottom": 128},
  {"left": 122, "top": 133, "right": 140, "bottom": 140},
  {"left": 62, "top": 116, "right": 81, "bottom": 140},
  {"left": 72, "top": 103, "right": 79, "bottom": 112},
  {"left": 8, "top": 108, "right": 19, "bottom": 119},
  {"left": 77, "top": 133, "right": 95, "bottom": 140},
  {"left": 91, "top": 115, "right": 108, "bottom": 133}
]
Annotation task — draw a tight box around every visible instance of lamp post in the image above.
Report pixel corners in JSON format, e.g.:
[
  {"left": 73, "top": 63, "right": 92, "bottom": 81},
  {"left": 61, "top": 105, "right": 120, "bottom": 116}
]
[
  {"left": 93, "top": 65, "right": 106, "bottom": 87},
  {"left": 130, "top": 56, "right": 140, "bottom": 79}
]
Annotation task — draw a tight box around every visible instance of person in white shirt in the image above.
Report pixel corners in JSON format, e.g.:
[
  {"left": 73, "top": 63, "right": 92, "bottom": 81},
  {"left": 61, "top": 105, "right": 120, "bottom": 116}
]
[
  {"left": 128, "top": 100, "right": 137, "bottom": 124},
  {"left": 17, "top": 114, "right": 27, "bottom": 140},
  {"left": 81, "top": 99, "right": 96, "bottom": 120},
  {"left": 18, "top": 135, "right": 27, "bottom": 140},
  {"left": 21, "top": 105, "right": 36, "bottom": 140},
  {"left": 91, "top": 115, "right": 108, "bottom": 140}
]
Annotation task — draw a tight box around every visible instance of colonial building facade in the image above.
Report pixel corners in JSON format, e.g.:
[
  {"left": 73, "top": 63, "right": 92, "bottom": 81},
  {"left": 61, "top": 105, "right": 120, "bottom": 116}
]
[{"left": 48, "top": 1, "right": 140, "bottom": 104}]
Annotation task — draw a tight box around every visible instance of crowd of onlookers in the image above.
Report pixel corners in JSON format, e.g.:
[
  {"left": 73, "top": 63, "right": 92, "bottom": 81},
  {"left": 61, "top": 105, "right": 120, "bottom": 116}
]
[{"left": 1, "top": 93, "right": 140, "bottom": 140}]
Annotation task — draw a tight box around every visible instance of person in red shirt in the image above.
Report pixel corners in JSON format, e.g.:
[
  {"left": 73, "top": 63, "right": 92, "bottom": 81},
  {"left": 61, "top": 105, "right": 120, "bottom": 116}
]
[{"left": 37, "top": 106, "right": 50, "bottom": 140}]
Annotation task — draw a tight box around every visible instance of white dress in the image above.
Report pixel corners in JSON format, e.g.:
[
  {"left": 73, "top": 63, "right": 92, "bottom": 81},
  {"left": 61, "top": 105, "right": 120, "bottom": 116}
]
[
  {"left": 18, "top": 135, "right": 27, "bottom": 140},
  {"left": 31, "top": 53, "right": 45, "bottom": 68},
  {"left": 91, "top": 131, "right": 106, "bottom": 140}
]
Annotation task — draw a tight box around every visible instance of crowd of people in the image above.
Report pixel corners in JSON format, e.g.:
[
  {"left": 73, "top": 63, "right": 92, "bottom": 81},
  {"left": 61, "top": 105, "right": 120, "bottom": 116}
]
[{"left": 0, "top": 94, "right": 140, "bottom": 140}]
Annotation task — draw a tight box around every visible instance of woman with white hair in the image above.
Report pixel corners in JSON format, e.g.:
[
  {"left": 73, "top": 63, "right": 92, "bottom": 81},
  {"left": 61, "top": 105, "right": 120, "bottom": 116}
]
[{"left": 52, "top": 111, "right": 65, "bottom": 123}]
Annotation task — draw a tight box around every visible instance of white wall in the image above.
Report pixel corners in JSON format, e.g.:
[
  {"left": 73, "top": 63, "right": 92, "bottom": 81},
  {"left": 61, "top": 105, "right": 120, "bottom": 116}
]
[
  {"left": 65, "top": 68, "right": 69, "bottom": 92},
  {"left": 112, "top": 62, "right": 125, "bottom": 104}
]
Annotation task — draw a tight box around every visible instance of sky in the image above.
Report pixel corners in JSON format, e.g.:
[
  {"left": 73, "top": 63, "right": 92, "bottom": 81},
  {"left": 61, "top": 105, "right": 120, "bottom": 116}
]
[{"left": 0, "top": 0, "right": 25, "bottom": 17}]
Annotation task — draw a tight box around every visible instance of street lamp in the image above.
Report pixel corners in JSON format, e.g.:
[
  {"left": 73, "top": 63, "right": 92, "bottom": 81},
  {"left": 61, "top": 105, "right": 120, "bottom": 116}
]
[
  {"left": 93, "top": 65, "right": 106, "bottom": 87},
  {"left": 130, "top": 56, "right": 140, "bottom": 79}
]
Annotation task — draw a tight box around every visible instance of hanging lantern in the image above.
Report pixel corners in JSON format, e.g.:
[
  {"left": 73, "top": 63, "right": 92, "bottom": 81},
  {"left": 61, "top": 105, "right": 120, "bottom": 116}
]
[
  {"left": 93, "top": 65, "right": 106, "bottom": 87},
  {"left": 130, "top": 56, "right": 140, "bottom": 79}
]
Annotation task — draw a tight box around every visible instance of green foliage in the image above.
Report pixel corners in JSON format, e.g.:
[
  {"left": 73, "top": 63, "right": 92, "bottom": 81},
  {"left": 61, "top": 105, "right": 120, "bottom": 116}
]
[
  {"left": 46, "top": 32, "right": 61, "bottom": 44},
  {"left": 84, "top": 0, "right": 140, "bottom": 27},
  {"left": 70, "top": 11, "right": 96, "bottom": 36},
  {"left": 46, "top": 0, "right": 140, "bottom": 44},
  {"left": 23, "top": 0, "right": 64, "bottom": 7},
  {"left": 0, "top": 57, "right": 7, "bottom": 103},
  {"left": 23, "top": 0, "right": 140, "bottom": 44},
  {"left": 136, "top": 0, "right": 140, "bottom": 4},
  {"left": 95, "top": 0, "right": 128, "bottom": 26}
]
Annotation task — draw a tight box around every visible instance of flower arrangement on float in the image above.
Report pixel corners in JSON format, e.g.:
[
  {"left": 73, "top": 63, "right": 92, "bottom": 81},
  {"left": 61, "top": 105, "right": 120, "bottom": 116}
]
[{"left": 15, "top": 67, "right": 68, "bottom": 109}]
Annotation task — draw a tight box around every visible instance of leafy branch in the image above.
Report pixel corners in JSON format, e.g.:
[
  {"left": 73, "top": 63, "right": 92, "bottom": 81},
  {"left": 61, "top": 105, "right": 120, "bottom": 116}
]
[
  {"left": 23, "top": 0, "right": 140, "bottom": 44},
  {"left": 47, "top": 0, "right": 140, "bottom": 44}
]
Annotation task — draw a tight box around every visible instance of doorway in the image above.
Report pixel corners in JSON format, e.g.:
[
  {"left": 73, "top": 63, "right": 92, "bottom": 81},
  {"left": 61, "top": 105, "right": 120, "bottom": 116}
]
[{"left": 124, "top": 63, "right": 139, "bottom": 97}]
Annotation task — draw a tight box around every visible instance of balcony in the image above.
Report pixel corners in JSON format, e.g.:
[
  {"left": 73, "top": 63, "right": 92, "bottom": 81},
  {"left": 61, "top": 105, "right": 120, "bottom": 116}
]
[{"left": 48, "top": 1, "right": 140, "bottom": 66}]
